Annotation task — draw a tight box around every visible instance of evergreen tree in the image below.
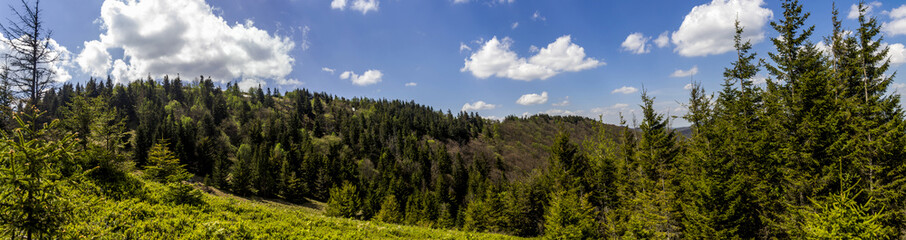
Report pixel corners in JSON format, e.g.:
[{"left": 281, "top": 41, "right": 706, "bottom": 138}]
[
  {"left": 143, "top": 140, "right": 191, "bottom": 183},
  {"left": 326, "top": 181, "right": 360, "bottom": 218},
  {"left": 543, "top": 190, "right": 599, "bottom": 240},
  {"left": 374, "top": 194, "right": 402, "bottom": 224},
  {"left": 0, "top": 111, "right": 83, "bottom": 239}
]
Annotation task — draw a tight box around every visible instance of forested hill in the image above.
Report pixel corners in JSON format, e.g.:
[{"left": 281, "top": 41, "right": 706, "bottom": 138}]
[{"left": 32, "top": 75, "right": 622, "bottom": 219}]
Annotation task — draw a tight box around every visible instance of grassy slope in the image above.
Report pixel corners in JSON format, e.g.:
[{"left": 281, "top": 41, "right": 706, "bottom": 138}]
[{"left": 65, "top": 180, "right": 523, "bottom": 240}]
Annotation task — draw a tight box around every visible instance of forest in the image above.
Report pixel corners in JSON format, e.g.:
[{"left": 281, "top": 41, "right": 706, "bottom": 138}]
[{"left": 1, "top": 0, "right": 906, "bottom": 239}]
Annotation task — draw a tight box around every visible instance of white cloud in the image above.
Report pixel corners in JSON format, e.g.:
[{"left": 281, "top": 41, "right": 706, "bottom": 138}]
[
  {"left": 611, "top": 103, "right": 629, "bottom": 109},
  {"left": 276, "top": 78, "right": 303, "bottom": 85},
  {"left": 238, "top": 78, "right": 266, "bottom": 91},
  {"left": 76, "top": 40, "right": 111, "bottom": 77},
  {"left": 888, "top": 43, "right": 906, "bottom": 66},
  {"left": 45, "top": 39, "right": 73, "bottom": 83},
  {"left": 351, "top": 0, "right": 379, "bottom": 14},
  {"left": 331, "top": 0, "right": 348, "bottom": 10},
  {"left": 892, "top": 82, "right": 906, "bottom": 94},
  {"left": 671, "top": 0, "right": 773, "bottom": 57},
  {"left": 300, "top": 26, "right": 311, "bottom": 51},
  {"left": 340, "top": 69, "right": 383, "bottom": 86},
  {"left": 552, "top": 96, "right": 570, "bottom": 106},
  {"left": 671, "top": 66, "right": 699, "bottom": 78},
  {"left": 322, "top": 67, "right": 336, "bottom": 74},
  {"left": 591, "top": 103, "right": 629, "bottom": 114},
  {"left": 885, "top": 5, "right": 906, "bottom": 36},
  {"left": 654, "top": 31, "right": 670, "bottom": 48},
  {"left": 453, "top": 0, "right": 469, "bottom": 4},
  {"left": 81, "top": 0, "right": 294, "bottom": 84},
  {"left": 848, "top": 1, "right": 881, "bottom": 19},
  {"left": 621, "top": 33, "right": 650, "bottom": 54},
  {"left": 543, "top": 109, "right": 583, "bottom": 116},
  {"left": 516, "top": 91, "right": 548, "bottom": 105},
  {"left": 512, "top": 22, "right": 519, "bottom": 29},
  {"left": 611, "top": 86, "right": 638, "bottom": 94},
  {"left": 459, "top": 42, "right": 472, "bottom": 53},
  {"left": 462, "top": 101, "right": 496, "bottom": 111},
  {"left": 815, "top": 41, "right": 831, "bottom": 56},
  {"left": 684, "top": 83, "right": 694, "bottom": 90},
  {"left": 461, "top": 35, "right": 604, "bottom": 81},
  {"left": 332, "top": 0, "right": 378, "bottom": 14},
  {"left": 532, "top": 11, "right": 546, "bottom": 21},
  {"left": 751, "top": 75, "right": 768, "bottom": 84},
  {"left": 405, "top": 82, "right": 417, "bottom": 87},
  {"left": 2, "top": 36, "right": 73, "bottom": 83}
]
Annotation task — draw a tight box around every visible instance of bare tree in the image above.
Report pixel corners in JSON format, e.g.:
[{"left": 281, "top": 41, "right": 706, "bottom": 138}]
[{"left": 0, "top": 0, "right": 58, "bottom": 108}]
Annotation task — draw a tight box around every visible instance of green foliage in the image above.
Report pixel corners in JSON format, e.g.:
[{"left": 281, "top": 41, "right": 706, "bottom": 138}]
[
  {"left": 326, "top": 181, "right": 360, "bottom": 218},
  {"left": 798, "top": 186, "right": 891, "bottom": 239},
  {"left": 374, "top": 194, "right": 403, "bottom": 224},
  {"left": 543, "top": 190, "right": 598, "bottom": 240},
  {"left": 0, "top": 111, "right": 84, "bottom": 239},
  {"left": 144, "top": 140, "right": 192, "bottom": 183},
  {"left": 161, "top": 182, "right": 205, "bottom": 206}
]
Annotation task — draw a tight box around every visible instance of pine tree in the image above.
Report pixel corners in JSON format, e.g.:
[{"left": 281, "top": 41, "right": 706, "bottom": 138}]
[
  {"left": 0, "top": 111, "right": 83, "bottom": 239},
  {"left": 680, "top": 21, "right": 765, "bottom": 239},
  {"left": 543, "top": 190, "right": 599, "bottom": 240},
  {"left": 623, "top": 91, "right": 680, "bottom": 238},
  {"left": 143, "top": 140, "right": 191, "bottom": 183},
  {"left": 325, "top": 181, "right": 360, "bottom": 218},
  {"left": 374, "top": 194, "right": 402, "bottom": 223}
]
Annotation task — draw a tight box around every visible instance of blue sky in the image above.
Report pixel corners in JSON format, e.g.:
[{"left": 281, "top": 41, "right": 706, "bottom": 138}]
[{"left": 3, "top": 0, "right": 906, "bottom": 126}]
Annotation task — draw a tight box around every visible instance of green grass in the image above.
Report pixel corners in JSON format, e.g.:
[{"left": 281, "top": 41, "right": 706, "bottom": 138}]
[{"left": 64, "top": 179, "right": 523, "bottom": 239}]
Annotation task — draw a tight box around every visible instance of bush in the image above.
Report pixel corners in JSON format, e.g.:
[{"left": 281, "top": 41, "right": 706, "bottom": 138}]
[{"left": 162, "top": 182, "right": 205, "bottom": 206}]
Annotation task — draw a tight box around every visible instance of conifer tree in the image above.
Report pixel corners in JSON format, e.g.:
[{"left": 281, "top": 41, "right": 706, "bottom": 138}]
[
  {"left": 326, "top": 181, "right": 360, "bottom": 218},
  {"left": 0, "top": 111, "right": 82, "bottom": 239}
]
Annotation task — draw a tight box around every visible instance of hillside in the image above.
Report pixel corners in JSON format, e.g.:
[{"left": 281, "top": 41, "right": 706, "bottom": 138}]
[{"left": 63, "top": 174, "right": 521, "bottom": 239}]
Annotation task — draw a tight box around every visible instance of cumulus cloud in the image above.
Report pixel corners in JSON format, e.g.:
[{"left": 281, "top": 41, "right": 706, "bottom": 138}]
[
  {"left": 453, "top": 0, "right": 469, "bottom": 4},
  {"left": 276, "top": 78, "right": 303, "bottom": 85},
  {"left": 671, "top": 66, "right": 699, "bottom": 78},
  {"left": 331, "top": 0, "right": 348, "bottom": 10},
  {"left": 322, "top": 67, "right": 336, "bottom": 74},
  {"left": 405, "top": 82, "right": 417, "bottom": 87},
  {"left": 340, "top": 69, "right": 383, "bottom": 86},
  {"left": 621, "top": 33, "right": 650, "bottom": 54},
  {"left": 76, "top": 40, "right": 111, "bottom": 77},
  {"left": 815, "top": 41, "right": 831, "bottom": 56},
  {"left": 2, "top": 35, "right": 73, "bottom": 83},
  {"left": 462, "top": 101, "right": 496, "bottom": 111},
  {"left": 516, "top": 91, "right": 548, "bottom": 105},
  {"left": 512, "top": 22, "right": 519, "bottom": 29},
  {"left": 332, "top": 0, "right": 379, "bottom": 14},
  {"left": 684, "top": 83, "right": 694, "bottom": 90},
  {"left": 78, "top": 0, "right": 295, "bottom": 84},
  {"left": 848, "top": 1, "right": 881, "bottom": 19},
  {"left": 887, "top": 43, "right": 906, "bottom": 66},
  {"left": 461, "top": 35, "right": 604, "bottom": 81},
  {"left": 885, "top": 5, "right": 906, "bottom": 36},
  {"left": 654, "top": 31, "right": 670, "bottom": 48},
  {"left": 671, "top": 0, "right": 773, "bottom": 57},
  {"left": 237, "top": 78, "right": 266, "bottom": 91},
  {"left": 611, "top": 86, "right": 638, "bottom": 94}
]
